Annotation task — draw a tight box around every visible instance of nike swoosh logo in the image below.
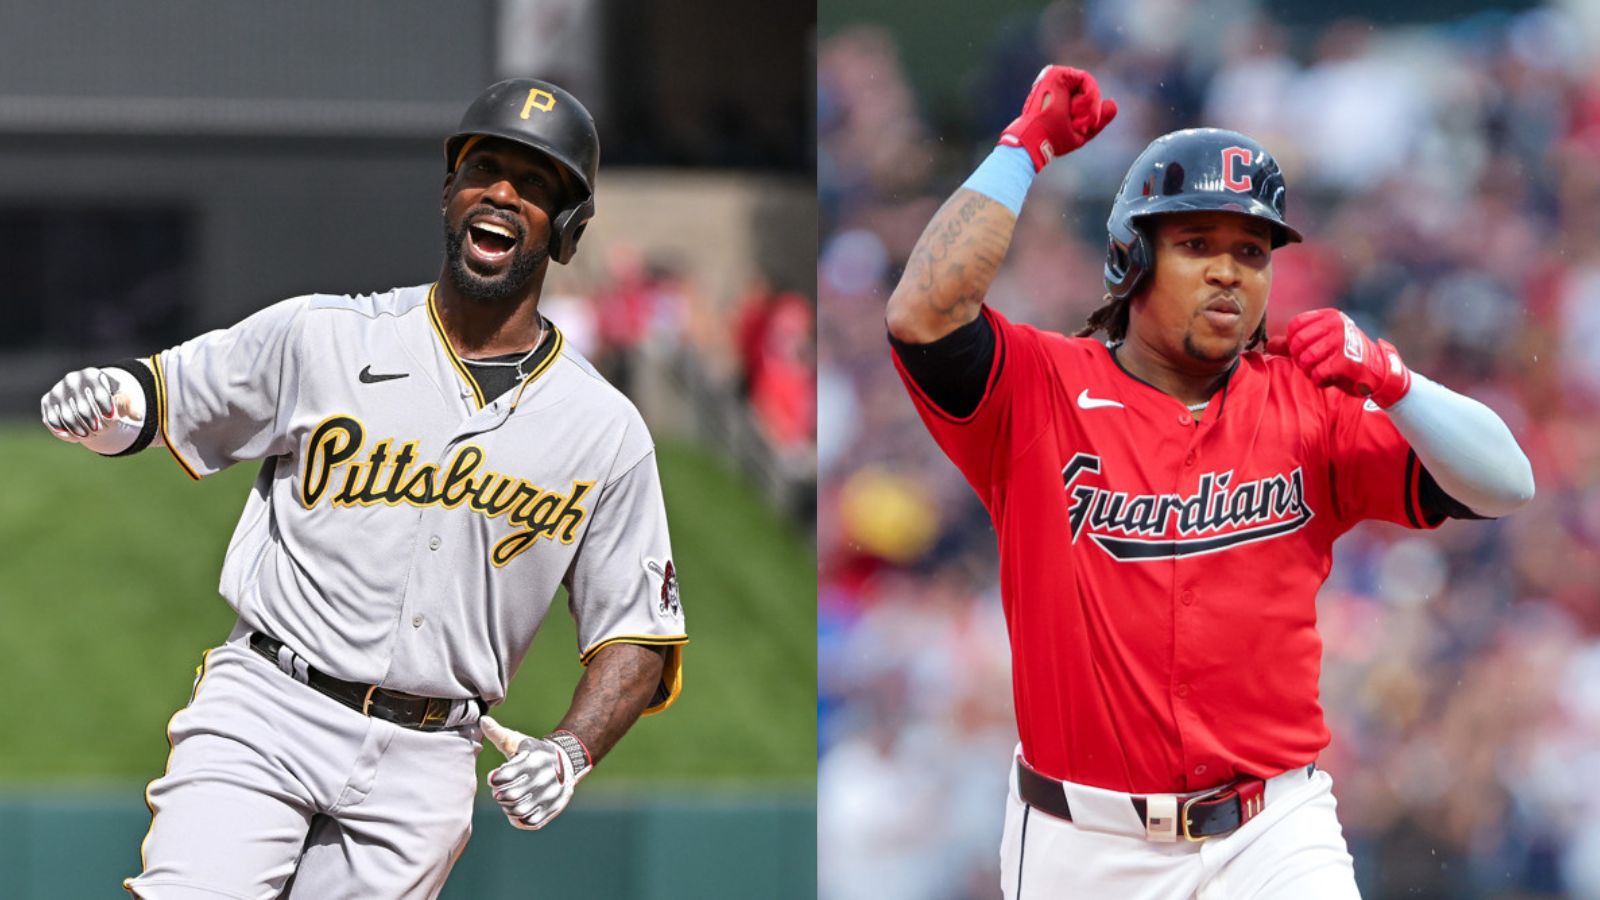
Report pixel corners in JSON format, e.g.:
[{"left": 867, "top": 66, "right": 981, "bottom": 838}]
[
  {"left": 358, "top": 366, "right": 409, "bottom": 384},
  {"left": 1076, "top": 389, "right": 1123, "bottom": 410}
]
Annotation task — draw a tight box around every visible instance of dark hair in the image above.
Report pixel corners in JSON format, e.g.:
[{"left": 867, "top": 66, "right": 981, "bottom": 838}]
[
  {"left": 1075, "top": 294, "right": 1132, "bottom": 342},
  {"left": 1076, "top": 292, "right": 1268, "bottom": 349}
]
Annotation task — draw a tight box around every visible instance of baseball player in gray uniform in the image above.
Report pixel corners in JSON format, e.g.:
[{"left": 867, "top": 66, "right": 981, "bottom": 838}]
[{"left": 38, "top": 78, "right": 688, "bottom": 899}]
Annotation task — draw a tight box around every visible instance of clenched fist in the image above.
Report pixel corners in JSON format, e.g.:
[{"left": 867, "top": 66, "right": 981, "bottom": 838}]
[
  {"left": 1267, "top": 309, "right": 1412, "bottom": 408},
  {"left": 999, "top": 66, "right": 1118, "bottom": 171},
  {"left": 41, "top": 366, "right": 123, "bottom": 439},
  {"left": 40, "top": 365, "right": 148, "bottom": 456}
]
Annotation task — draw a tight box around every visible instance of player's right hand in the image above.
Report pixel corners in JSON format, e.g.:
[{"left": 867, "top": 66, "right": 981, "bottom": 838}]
[
  {"left": 999, "top": 66, "right": 1118, "bottom": 171},
  {"left": 40, "top": 367, "right": 119, "bottom": 440}
]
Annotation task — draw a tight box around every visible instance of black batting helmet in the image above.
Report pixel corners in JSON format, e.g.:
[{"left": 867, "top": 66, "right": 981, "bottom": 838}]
[
  {"left": 1104, "top": 128, "right": 1301, "bottom": 300},
  {"left": 445, "top": 78, "right": 600, "bottom": 265}
]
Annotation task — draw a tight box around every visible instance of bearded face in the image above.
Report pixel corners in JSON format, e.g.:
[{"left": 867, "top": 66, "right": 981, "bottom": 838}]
[{"left": 441, "top": 138, "right": 573, "bottom": 304}]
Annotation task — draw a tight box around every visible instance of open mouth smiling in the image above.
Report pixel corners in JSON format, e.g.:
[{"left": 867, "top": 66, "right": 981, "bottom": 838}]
[{"left": 466, "top": 215, "right": 522, "bottom": 263}]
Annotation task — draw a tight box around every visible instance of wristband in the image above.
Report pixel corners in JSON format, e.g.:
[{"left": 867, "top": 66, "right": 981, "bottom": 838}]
[
  {"left": 546, "top": 729, "right": 592, "bottom": 776},
  {"left": 959, "top": 145, "right": 1036, "bottom": 216},
  {"left": 102, "top": 360, "right": 159, "bottom": 456}
]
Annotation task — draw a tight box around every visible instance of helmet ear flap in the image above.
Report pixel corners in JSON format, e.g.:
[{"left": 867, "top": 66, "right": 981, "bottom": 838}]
[
  {"left": 548, "top": 195, "right": 595, "bottom": 265},
  {"left": 1104, "top": 221, "right": 1152, "bottom": 300},
  {"left": 1106, "top": 243, "right": 1129, "bottom": 281},
  {"left": 1127, "top": 227, "right": 1152, "bottom": 296}
]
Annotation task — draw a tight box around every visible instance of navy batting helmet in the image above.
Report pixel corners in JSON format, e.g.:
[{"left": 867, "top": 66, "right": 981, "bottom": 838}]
[
  {"left": 1104, "top": 128, "right": 1301, "bottom": 300},
  {"left": 445, "top": 78, "right": 600, "bottom": 265}
]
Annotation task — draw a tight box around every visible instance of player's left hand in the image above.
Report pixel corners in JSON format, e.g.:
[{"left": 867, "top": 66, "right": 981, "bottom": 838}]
[
  {"left": 480, "top": 715, "right": 589, "bottom": 831},
  {"left": 1266, "top": 309, "right": 1412, "bottom": 407}
]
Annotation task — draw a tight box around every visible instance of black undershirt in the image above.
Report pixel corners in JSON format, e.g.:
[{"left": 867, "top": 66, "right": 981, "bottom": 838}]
[
  {"left": 458, "top": 318, "right": 556, "bottom": 402},
  {"left": 461, "top": 352, "right": 529, "bottom": 401},
  {"left": 887, "top": 314, "right": 1478, "bottom": 522},
  {"left": 888, "top": 314, "right": 996, "bottom": 419}
]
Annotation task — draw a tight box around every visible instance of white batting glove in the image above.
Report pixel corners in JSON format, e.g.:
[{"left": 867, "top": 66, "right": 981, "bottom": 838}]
[
  {"left": 40, "top": 366, "right": 148, "bottom": 454},
  {"left": 41, "top": 361, "right": 148, "bottom": 454},
  {"left": 41, "top": 367, "right": 120, "bottom": 439},
  {"left": 480, "top": 715, "right": 591, "bottom": 831}
]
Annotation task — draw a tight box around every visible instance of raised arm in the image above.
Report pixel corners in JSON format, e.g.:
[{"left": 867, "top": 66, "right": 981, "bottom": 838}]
[
  {"left": 886, "top": 190, "right": 1020, "bottom": 343},
  {"left": 886, "top": 66, "right": 1117, "bottom": 345}
]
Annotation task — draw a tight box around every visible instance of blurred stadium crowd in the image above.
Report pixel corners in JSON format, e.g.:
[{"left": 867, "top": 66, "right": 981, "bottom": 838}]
[
  {"left": 816, "top": 1, "right": 1600, "bottom": 897},
  {"left": 538, "top": 242, "right": 816, "bottom": 519}
]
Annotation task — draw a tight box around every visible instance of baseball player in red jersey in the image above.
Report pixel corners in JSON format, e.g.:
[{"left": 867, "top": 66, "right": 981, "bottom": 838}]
[{"left": 886, "top": 66, "right": 1535, "bottom": 898}]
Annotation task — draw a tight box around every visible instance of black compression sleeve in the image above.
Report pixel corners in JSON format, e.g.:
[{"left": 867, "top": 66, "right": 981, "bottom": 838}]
[{"left": 888, "top": 314, "right": 996, "bottom": 418}]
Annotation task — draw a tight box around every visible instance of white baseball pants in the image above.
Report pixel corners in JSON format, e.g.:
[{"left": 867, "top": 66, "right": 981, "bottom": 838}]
[{"left": 123, "top": 639, "right": 482, "bottom": 899}]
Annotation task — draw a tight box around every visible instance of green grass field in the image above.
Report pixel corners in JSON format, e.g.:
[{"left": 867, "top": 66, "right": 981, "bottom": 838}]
[{"left": 0, "top": 423, "right": 815, "bottom": 789}]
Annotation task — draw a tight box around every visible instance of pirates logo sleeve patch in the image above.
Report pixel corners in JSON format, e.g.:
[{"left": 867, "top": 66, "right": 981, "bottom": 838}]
[{"left": 644, "top": 558, "right": 682, "bottom": 618}]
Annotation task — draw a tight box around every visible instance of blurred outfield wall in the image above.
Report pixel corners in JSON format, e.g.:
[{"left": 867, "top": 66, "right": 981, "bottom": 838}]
[{"left": 0, "top": 792, "right": 816, "bottom": 899}]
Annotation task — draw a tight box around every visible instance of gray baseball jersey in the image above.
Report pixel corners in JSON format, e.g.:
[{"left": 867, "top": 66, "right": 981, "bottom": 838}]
[{"left": 143, "top": 281, "right": 686, "bottom": 708}]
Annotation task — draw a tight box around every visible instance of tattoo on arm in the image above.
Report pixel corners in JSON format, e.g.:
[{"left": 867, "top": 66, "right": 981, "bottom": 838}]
[
  {"left": 888, "top": 189, "right": 1017, "bottom": 342},
  {"left": 554, "top": 643, "right": 666, "bottom": 764}
]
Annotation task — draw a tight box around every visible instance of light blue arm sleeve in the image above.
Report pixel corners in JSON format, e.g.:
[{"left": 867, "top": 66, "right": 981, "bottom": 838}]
[
  {"left": 1385, "top": 373, "right": 1535, "bottom": 518},
  {"left": 959, "top": 146, "right": 1037, "bottom": 215}
]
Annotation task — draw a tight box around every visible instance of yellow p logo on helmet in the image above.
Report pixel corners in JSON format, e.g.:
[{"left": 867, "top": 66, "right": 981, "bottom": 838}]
[{"left": 520, "top": 89, "right": 556, "bottom": 119}]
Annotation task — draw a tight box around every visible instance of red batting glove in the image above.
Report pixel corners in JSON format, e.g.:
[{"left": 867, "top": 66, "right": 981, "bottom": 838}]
[
  {"left": 999, "top": 66, "right": 1118, "bottom": 172},
  {"left": 1265, "top": 309, "right": 1412, "bottom": 407}
]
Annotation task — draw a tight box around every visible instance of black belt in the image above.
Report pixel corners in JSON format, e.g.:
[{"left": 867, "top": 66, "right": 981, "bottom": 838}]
[
  {"left": 1016, "top": 757, "right": 1310, "bottom": 841},
  {"left": 248, "top": 632, "right": 482, "bottom": 732}
]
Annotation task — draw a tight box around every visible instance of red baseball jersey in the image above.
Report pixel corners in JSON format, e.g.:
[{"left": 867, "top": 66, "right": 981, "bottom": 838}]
[{"left": 894, "top": 306, "right": 1443, "bottom": 794}]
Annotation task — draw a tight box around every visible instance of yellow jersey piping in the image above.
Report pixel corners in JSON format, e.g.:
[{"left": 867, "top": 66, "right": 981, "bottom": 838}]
[
  {"left": 509, "top": 324, "right": 565, "bottom": 408},
  {"left": 579, "top": 636, "right": 688, "bottom": 717},
  {"left": 425, "top": 283, "right": 486, "bottom": 409},
  {"left": 149, "top": 354, "right": 200, "bottom": 481},
  {"left": 579, "top": 634, "right": 690, "bottom": 664}
]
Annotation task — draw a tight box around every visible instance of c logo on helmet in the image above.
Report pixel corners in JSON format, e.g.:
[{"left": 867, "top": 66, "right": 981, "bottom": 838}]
[
  {"left": 520, "top": 88, "right": 557, "bottom": 119},
  {"left": 1221, "top": 146, "right": 1253, "bottom": 192}
]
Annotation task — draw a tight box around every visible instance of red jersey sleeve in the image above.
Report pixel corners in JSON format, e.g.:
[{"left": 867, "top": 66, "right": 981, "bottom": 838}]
[
  {"left": 890, "top": 306, "right": 1053, "bottom": 503},
  {"left": 1324, "top": 391, "right": 1445, "bottom": 531}
]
